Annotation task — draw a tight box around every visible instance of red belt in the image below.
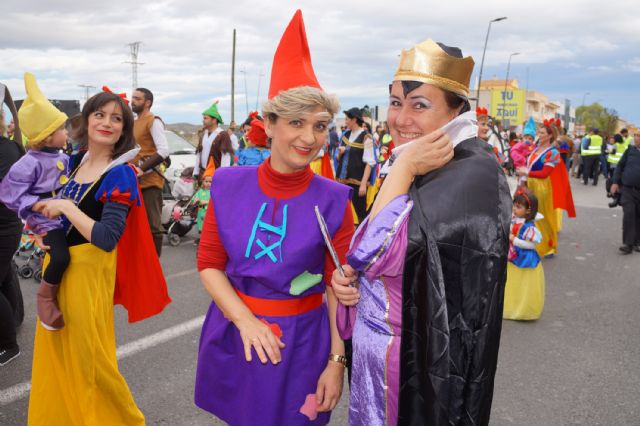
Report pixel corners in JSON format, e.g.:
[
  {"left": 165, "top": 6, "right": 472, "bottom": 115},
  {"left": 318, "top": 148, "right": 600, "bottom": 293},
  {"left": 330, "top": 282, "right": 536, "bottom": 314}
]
[{"left": 235, "top": 288, "right": 323, "bottom": 317}]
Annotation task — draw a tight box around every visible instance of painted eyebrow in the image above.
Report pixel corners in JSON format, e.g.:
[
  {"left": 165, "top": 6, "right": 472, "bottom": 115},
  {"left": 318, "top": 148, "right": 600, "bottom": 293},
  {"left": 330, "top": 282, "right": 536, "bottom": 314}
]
[{"left": 408, "top": 96, "right": 430, "bottom": 101}]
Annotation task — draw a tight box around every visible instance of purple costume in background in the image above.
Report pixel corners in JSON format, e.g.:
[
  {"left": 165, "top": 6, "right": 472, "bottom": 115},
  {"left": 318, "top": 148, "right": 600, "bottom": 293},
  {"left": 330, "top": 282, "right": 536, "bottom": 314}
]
[
  {"left": 194, "top": 166, "right": 350, "bottom": 425},
  {"left": 0, "top": 149, "right": 68, "bottom": 234},
  {"left": 338, "top": 195, "right": 413, "bottom": 426}
]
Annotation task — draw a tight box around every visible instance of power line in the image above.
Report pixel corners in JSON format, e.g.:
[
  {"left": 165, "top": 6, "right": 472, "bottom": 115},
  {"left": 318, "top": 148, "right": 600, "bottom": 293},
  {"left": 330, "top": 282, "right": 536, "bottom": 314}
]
[
  {"left": 125, "top": 42, "right": 144, "bottom": 96},
  {"left": 78, "top": 84, "right": 96, "bottom": 104}
]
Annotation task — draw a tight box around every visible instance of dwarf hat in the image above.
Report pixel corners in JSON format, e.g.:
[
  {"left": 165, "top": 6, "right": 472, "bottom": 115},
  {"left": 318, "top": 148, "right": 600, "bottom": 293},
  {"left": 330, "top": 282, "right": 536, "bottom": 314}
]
[
  {"left": 268, "top": 10, "right": 322, "bottom": 99},
  {"left": 202, "top": 100, "right": 224, "bottom": 124},
  {"left": 246, "top": 117, "right": 268, "bottom": 147},
  {"left": 18, "top": 72, "right": 68, "bottom": 144},
  {"left": 523, "top": 116, "right": 536, "bottom": 137}
]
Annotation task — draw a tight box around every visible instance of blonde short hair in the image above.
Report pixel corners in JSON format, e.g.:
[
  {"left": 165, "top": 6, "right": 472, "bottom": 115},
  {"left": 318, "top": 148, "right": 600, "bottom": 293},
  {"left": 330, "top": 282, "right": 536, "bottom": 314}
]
[{"left": 262, "top": 86, "right": 340, "bottom": 122}]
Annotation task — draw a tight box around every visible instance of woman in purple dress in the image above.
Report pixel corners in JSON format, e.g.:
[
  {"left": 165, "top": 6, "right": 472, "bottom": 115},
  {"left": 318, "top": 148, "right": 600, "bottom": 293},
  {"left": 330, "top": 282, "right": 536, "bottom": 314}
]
[
  {"left": 194, "top": 11, "right": 354, "bottom": 425},
  {"left": 333, "top": 39, "right": 511, "bottom": 425}
]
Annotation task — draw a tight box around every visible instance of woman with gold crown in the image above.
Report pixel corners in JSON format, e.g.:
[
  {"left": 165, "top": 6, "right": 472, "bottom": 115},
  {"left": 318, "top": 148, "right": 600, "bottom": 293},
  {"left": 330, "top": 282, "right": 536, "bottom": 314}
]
[
  {"left": 332, "top": 40, "right": 512, "bottom": 425},
  {"left": 194, "top": 10, "right": 354, "bottom": 425}
]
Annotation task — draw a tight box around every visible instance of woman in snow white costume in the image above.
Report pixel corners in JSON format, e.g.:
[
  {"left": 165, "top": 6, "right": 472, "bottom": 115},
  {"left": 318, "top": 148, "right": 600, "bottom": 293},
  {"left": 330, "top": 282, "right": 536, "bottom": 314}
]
[{"left": 27, "top": 89, "right": 171, "bottom": 425}]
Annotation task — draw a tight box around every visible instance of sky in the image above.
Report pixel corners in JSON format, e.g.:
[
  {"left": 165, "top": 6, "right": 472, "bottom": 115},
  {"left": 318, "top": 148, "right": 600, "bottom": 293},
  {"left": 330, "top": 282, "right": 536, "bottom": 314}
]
[{"left": 1, "top": 0, "right": 639, "bottom": 125}]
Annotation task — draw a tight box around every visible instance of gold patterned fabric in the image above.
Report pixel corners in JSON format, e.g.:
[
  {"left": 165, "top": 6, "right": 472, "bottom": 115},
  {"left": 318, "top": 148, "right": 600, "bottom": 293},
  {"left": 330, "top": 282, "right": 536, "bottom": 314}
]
[{"left": 393, "top": 39, "right": 474, "bottom": 98}]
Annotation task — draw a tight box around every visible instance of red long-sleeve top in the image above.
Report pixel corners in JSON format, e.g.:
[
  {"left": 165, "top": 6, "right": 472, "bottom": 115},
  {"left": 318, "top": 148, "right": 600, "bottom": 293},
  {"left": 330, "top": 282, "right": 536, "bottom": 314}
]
[{"left": 197, "top": 159, "right": 354, "bottom": 286}]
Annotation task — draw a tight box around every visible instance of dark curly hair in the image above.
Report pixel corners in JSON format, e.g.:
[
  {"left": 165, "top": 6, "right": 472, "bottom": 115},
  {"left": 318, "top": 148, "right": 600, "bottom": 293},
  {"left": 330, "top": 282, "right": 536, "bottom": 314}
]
[{"left": 75, "top": 92, "right": 136, "bottom": 159}]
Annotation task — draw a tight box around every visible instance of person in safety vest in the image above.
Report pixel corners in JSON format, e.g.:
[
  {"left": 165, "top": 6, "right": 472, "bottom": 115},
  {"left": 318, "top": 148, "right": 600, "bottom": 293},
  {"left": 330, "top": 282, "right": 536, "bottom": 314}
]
[{"left": 581, "top": 127, "right": 603, "bottom": 186}]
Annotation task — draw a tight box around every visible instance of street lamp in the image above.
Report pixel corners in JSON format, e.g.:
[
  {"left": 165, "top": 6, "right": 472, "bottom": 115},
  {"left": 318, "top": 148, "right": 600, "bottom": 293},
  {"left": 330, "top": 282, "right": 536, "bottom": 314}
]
[
  {"left": 502, "top": 52, "right": 520, "bottom": 128},
  {"left": 255, "top": 69, "right": 265, "bottom": 111},
  {"left": 581, "top": 92, "right": 590, "bottom": 106},
  {"left": 475, "top": 16, "right": 507, "bottom": 105},
  {"left": 239, "top": 68, "right": 249, "bottom": 118}
]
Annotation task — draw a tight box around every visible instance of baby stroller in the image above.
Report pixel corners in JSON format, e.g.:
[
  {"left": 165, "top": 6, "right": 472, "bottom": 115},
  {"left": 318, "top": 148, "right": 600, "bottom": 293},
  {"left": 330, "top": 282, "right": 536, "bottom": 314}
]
[
  {"left": 161, "top": 167, "right": 197, "bottom": 246},
  {"left": 165, "top": 195, "right": 198, "bottom": 246},
  {"left": 13, "top": 228, "right": 45, "bottom": 281}
]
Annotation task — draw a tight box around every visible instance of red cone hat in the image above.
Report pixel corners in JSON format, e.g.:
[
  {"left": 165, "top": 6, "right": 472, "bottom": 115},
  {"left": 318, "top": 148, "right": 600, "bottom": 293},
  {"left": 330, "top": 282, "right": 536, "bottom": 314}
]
[{"left": 268, "top": 10, "right": 322, "bottom": 99}]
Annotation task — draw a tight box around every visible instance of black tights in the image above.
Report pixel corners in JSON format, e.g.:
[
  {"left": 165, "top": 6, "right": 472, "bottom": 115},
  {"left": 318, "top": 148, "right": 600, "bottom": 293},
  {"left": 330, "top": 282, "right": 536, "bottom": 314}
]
[
  {"left": 43, "top": 228, "right": 70, "bottom": 285},
  {"left": 0, "top": 232, "right": 22, "bottom": 350}
]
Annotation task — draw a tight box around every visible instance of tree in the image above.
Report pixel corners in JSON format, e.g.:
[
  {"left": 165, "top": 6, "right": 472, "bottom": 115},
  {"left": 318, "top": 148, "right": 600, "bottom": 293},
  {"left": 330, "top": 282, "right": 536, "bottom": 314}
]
[{"left": 576, "top": 103, "right": 619, "bottom": 136}]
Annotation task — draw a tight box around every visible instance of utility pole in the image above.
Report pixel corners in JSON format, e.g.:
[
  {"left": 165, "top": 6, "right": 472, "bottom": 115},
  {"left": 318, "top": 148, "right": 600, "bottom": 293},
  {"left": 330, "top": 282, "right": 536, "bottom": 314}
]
[
  {"left": 231, "top": 29, "right": 236, "bottom": 123},
  {"left": 78, "top": 84, "right": 95, "bottom": 105},
  {"left": 502, "top": 52, "right": 520, "bottom": 129},
  {"left": 125, "top": 42, "right": 144, "bottom": 97}
]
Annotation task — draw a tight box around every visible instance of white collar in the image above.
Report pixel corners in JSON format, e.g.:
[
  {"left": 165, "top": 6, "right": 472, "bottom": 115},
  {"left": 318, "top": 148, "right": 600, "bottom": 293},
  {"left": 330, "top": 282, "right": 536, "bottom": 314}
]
[
  {"left": 78, "top": 146, "right": 141, "bottom": 176},
  {"left": 390, "top": 110, "right": 478, "bottom": 162}
]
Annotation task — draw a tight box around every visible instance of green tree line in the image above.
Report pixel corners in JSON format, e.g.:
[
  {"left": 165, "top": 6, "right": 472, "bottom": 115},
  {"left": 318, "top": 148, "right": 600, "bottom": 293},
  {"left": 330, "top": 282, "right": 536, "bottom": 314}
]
[{"left": 576, "top": 103, "right": 619, "bottom": 136}]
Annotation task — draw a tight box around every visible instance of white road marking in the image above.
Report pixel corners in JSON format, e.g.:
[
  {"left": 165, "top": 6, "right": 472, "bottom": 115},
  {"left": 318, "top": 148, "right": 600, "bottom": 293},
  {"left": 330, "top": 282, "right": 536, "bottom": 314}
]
[
  {"left": 166, "top": 269, "right": 198, "bottom": 280},
  {"left": 0, "top": 315, "right": 205, "bottom": 406}
]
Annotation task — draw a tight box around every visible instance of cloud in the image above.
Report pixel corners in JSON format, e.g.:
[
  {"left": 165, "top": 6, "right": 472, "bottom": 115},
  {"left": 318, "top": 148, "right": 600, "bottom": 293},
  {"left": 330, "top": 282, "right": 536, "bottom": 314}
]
[
  {"left": 1, "top": 0, "right": 639, "bottom": 124},
  {"left": 587, "top": 65, "right": 615, "bottom": 73},
  {"left": 623, "top": 58, "right": 640, "bottom": 72}
]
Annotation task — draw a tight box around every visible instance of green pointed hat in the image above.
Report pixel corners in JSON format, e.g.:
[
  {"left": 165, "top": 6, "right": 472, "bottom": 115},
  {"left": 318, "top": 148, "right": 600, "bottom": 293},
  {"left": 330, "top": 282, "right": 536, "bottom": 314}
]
[{"left": 202, "top": 101, "right": 223, "bottom": 124}]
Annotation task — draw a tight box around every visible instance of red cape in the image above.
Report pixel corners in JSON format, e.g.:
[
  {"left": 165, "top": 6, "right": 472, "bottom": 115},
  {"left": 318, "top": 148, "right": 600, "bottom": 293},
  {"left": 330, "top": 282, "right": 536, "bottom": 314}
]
[
  {"left": 550, "top": 158, "right": 576, "bottom": 218},
  {"left": 113, "top": 180, "right": 172, "bottom": 322},
  {"left": 320, "top": 151, "right": 335, "bottom": 180}
]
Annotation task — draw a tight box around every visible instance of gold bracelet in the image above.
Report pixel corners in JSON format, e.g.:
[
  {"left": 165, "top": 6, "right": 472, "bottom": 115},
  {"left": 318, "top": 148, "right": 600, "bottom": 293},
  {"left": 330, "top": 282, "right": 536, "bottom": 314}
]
[{"left": 328, "top": 353, "right": 347, "bottom": 367}]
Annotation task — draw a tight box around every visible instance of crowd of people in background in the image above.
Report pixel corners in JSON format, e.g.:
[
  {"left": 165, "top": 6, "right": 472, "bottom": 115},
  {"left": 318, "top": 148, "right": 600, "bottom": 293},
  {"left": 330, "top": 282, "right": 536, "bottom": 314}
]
[{"left": 1, "top": 8, "right": 639, "bottom": 426}]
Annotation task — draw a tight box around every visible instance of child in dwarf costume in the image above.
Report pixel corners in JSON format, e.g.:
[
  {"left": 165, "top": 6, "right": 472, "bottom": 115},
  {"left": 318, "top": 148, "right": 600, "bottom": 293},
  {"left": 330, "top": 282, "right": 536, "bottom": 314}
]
[
  {"left": 237, "top": 111, "right": 271, "bottom": 166},
  {"left": 0, "top": 73, "right": 70, "bottom": 330},
  {"left": 194, "top": 10, "right": 354, "bottom": 425}
]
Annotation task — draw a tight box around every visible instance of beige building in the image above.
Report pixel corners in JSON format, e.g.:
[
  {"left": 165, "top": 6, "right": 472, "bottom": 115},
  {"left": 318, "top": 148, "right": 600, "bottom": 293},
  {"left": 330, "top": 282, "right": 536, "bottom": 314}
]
[
  {"left": 475, "top": 79, "right": 562, "bottom": 129},
  {"left": 615, "top": 117, "right": 639, "bottom": 135}
]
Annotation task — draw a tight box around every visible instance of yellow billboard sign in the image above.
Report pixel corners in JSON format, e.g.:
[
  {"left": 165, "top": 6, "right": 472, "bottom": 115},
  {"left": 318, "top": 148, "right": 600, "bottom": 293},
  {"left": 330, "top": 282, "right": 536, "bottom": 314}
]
[{"left": 490, "top": 89, "right": 525, "bottom": 126}]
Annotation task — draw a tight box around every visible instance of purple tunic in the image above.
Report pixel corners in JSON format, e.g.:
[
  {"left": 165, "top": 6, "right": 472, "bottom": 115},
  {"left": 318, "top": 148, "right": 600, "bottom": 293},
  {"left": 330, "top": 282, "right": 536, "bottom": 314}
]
[
  {"left": 194, "top": 166, "right": 351, "bottom": 426},
  {"left": 0, "top": 149, "right": 68, "bottom": 234},
  {"left": 338, "top": 195, "right": 413, "bottom": 426}
]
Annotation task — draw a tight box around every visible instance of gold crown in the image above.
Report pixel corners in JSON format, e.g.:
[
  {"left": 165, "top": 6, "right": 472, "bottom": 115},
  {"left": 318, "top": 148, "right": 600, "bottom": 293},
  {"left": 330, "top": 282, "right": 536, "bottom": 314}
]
[{"left": 393, "top": 39, "right": 475, "bottom": 98}]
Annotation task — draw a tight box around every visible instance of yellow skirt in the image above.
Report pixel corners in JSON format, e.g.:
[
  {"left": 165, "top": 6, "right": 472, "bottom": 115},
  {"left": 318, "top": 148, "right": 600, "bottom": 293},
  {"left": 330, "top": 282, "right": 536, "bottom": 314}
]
[
  {"left": 556, "top": 209, "right": 563, "bottom": 232},
  {"left": 503, "top": 262, "right": 545, "bottom": 320},
  {"left": 28, "top": 244, "right": 144, "bottom": 426},
  {"left": 528, "top": 177, "right": 558, "bottom": 257},
  {"left": 366, "top": 178, "right": 382, "bottom": 210},
  {"left": 309, "top": 158, "right": 323, "bottom": 175}
]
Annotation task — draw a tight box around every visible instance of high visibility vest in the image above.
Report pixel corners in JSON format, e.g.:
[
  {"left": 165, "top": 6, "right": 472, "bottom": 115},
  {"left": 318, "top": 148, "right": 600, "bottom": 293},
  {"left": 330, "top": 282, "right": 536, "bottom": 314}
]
[
  {"left": 582, "top": 134, "right": 603, "bottom": 156},
  {"left": 624, "top": 136, "right": 633, "bottom": 146},
  {"left": 608, "top": 141, "right": 629, "bottom": 165}
]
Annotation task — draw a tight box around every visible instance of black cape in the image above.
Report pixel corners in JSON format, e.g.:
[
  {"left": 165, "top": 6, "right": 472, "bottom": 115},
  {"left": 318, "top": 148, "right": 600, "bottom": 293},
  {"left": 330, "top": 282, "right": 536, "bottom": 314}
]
[{"left": 398, "top": 137, "right": 511, "bottom": 425}]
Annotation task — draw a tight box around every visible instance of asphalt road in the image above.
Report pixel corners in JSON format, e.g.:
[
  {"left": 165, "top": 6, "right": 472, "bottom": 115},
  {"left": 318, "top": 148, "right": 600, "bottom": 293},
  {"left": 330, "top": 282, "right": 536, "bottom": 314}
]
[{"left": 1, "top": 175, "right": 638, "bottom": 425}]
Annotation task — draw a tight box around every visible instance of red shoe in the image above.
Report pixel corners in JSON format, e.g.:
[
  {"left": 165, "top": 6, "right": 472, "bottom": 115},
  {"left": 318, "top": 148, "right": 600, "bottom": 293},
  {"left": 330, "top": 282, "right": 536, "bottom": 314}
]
[{"left": 37, "top": 281, "right": 64, "bottom": 330}]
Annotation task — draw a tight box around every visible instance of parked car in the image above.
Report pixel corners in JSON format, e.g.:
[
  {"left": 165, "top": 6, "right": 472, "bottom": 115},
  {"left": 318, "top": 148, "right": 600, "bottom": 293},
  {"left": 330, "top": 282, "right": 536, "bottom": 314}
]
[{"left": 164, "top": 130, "right": 196, "bottom": 189}]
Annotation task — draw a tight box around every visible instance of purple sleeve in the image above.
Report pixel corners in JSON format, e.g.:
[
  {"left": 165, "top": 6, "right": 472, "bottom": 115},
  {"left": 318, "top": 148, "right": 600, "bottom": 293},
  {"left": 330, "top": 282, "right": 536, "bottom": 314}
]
[
  {"left": 347, "top": 195, "right": 413, "bottom": 278},
  {"left": 337, "top": 195, "right": 412, "bottom": 340},
  {"left": 90, "top": 201, "right": 129, "bottom": 251},
  {"left": 0, "top": 157, "right": 40, "bottom": 221}
]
